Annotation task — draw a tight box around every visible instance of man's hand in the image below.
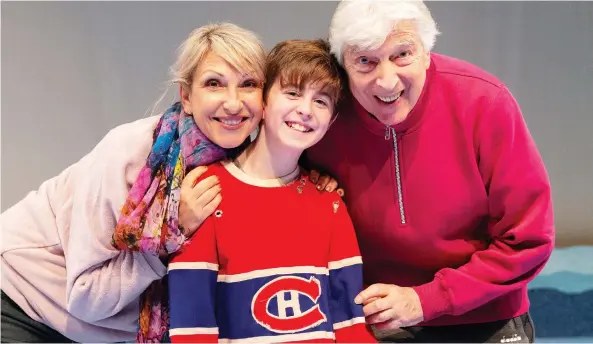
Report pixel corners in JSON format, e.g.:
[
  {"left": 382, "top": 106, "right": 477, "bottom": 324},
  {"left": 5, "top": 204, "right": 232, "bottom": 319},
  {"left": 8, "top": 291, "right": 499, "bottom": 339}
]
[
  {"left": 178, "top": 166, "right": 221, "bottom": 238},
  {"left": 355, "top": 284, "right": 424, "bottom": 330},
  {"left": 309, "top": 170, "right": 344, "bottom": 197}
]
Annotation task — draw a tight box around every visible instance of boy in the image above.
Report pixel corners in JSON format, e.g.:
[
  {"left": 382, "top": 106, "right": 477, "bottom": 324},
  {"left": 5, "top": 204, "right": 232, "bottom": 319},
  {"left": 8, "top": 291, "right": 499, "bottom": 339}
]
[{"left": 167, "top": 39, "right": 376, "bottom": 343}]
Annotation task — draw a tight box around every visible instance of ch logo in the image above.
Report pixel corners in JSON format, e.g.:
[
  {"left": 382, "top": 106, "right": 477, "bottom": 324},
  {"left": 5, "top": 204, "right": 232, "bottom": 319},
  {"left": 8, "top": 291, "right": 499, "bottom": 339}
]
[{"left": 251, "top": 276, "right": 327, "bottom": 333}]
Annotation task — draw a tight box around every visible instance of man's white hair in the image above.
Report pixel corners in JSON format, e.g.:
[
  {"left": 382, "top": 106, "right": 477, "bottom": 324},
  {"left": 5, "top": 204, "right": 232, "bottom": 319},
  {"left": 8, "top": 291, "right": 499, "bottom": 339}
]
[{"left": 329, "top": 0, "right": 440, "bottom": 64}]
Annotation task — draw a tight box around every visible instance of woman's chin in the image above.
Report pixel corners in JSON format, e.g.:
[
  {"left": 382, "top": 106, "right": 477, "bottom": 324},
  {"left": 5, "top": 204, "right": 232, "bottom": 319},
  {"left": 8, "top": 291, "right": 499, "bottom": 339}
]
[
  {"left": 208, "top": 120, "right": 259, "bottom": 149},
  {"left": 210, "top": 133, "right": 250, "bottom": 149}
]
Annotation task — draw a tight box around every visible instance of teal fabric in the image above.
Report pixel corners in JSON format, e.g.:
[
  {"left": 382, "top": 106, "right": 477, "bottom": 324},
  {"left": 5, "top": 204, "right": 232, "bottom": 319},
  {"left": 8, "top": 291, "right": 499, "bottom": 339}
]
[{"left": 528, "top": 246, "right": 593, "bottom": 339}]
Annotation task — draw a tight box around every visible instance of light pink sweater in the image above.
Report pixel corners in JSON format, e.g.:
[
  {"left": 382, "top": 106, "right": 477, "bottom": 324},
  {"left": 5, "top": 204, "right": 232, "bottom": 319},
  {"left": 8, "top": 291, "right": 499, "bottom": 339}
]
[{"left": 1, "top": 115, "right": 167, "bottom": 342}]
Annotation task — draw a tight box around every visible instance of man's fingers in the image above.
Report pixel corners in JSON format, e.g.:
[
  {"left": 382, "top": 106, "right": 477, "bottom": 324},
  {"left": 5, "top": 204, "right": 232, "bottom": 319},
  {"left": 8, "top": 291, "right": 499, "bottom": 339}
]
[
  {"left": 355, "top": 283, "right": 389, "bottom": 304},
  {"left": 365, "top": 309, "right": 395, "bottom": 325},
  {"left": 316, "top": 175, "right": 330, "bottom": 191},
  {"left": 374, "top": 318, "right": 403, "bottom": 331},
  {"left": 362, "top": 296, "right": 381, "bottom": 305},
  {"left": 191, "top": 175, "right": 219, "bottom": 198},
  {"left": 324, "top": 179, "right": 339, "bottom": 193},
  {"left": 182, "top": 166, "right": 208, "bottom": 188},
  {"left": 309, "top": 170, "right": 320, "bottom": 183},
  {"left": 195, "top": 183, "right": 222, "bottom": 208},
  {"left": 362, "top": 297, "right": 391, "bottom": 317},
  {"left": 336, "top": 188, "right": 345, "bottom": 198}
]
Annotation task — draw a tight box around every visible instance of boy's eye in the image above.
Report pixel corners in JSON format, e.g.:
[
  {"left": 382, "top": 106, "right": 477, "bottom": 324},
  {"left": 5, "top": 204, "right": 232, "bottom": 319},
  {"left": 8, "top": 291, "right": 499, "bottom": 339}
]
[
  {"left": 286, "top": 90, "right": 299, "bottom": 97},
  {"left": 315, "top": 99, "right": 328, "bottom": 107}
]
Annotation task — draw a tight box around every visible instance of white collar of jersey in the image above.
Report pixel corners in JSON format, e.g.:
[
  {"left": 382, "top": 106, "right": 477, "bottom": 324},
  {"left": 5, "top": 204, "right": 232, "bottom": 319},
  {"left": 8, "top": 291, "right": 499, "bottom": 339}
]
[{"left": 223, "top": 160, "right": 300, "bottom": 188}]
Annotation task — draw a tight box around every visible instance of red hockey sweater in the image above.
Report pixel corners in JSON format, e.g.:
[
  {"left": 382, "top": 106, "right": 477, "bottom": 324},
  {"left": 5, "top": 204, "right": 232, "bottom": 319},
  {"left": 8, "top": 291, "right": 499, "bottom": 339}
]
[
  {"left": 305, "top": 53, "right": 555, "bottom": 326},
  {"left": 167, "top": 161, "right": 376, "bottom": 343}
]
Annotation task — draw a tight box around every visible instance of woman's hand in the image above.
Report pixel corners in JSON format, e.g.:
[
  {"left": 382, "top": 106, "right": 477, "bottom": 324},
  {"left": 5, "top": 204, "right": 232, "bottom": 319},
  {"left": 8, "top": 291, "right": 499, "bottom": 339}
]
[
  {"left": 309, "top": 170, "right": 344, "bottom": 197},
  {"left": 178, "top": 166, "right": 222, "bottom": 238}
]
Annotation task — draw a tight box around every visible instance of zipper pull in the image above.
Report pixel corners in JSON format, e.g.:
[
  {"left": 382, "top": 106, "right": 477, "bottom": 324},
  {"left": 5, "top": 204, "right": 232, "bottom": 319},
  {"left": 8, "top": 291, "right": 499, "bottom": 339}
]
[{"left": 385, "top": 126, "right": 391, "bottom": 140}]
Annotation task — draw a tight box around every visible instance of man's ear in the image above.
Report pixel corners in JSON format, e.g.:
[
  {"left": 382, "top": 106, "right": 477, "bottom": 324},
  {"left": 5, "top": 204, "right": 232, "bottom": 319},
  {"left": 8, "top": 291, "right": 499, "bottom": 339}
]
[{"left": 424, "top": 51, "right": 431, "bottom": 70}]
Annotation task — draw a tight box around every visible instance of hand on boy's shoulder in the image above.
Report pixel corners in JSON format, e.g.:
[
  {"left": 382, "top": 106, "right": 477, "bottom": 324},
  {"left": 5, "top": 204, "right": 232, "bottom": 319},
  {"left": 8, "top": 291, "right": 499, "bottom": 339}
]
[
  {"left": 306, "top": 178, "right": 347, "bottom": 216},
  {"left": 178, "top": 164, "right": 223, "bottom": 239},
  {"left": 306, "top": 169, "right": 345, "bottom": 198}
]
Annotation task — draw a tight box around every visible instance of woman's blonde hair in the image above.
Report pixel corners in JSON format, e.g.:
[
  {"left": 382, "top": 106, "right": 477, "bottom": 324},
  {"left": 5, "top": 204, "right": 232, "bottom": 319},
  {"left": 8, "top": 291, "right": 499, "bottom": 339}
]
[{"left": 170, "top": 22, "right": 266, "bottom": 92}]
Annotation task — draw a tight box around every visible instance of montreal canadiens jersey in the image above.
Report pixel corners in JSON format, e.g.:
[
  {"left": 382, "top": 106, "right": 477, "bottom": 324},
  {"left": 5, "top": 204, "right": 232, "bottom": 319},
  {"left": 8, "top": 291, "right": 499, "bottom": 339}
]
[{"left": 167, "top": 161, "right": 376, "bottom": 343}]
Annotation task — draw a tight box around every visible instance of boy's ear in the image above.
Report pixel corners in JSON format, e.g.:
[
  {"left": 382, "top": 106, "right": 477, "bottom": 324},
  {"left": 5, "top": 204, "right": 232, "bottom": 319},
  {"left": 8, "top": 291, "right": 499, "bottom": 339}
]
[
  {"left": 329, "top": 112, "right": 339, "bottom": 127},
  {"left": 262, "top": 88, "right": 269, "bottom": 106}
]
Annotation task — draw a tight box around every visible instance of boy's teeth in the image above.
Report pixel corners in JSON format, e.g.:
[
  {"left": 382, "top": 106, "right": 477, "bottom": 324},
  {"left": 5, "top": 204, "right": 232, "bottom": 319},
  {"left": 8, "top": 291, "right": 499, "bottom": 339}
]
[
  {"left": 288, "top": 122, "right": 309, "bottom": 132},
  {"left": 220, "top": 118, "right": 242, "bottom": 125}
]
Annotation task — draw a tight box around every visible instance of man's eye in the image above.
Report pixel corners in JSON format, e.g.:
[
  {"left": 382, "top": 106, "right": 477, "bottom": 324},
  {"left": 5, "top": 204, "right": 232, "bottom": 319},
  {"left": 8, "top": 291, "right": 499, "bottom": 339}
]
[{"left": 399, "top": 51, "right": 412, "bottom": 58}]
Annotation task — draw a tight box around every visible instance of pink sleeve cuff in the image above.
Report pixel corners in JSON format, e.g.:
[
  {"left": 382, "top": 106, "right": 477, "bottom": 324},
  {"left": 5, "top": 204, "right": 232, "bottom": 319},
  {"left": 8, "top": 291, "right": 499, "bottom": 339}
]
[{"left": 412, "top": 274, "right": 453, "bottom": 322}]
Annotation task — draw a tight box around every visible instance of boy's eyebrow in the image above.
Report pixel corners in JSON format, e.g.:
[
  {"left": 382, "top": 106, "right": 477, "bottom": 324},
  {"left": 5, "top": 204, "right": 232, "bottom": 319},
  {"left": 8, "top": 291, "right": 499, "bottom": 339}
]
[
  {"left": 317, "top": 88, "right": 338, "bottom": 104},
  {"left": 278, "top": 78, "right": 299, "bottom": 87},
  {"left": 318, "top": 90, "right": 332, "bottom": 99}
]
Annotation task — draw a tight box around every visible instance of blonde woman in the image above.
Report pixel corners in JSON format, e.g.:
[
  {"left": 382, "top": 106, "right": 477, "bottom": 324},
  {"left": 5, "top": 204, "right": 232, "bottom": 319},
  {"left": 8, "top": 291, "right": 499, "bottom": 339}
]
[{"left": 1, "top": 23, "right": 269, "bottom": 343}]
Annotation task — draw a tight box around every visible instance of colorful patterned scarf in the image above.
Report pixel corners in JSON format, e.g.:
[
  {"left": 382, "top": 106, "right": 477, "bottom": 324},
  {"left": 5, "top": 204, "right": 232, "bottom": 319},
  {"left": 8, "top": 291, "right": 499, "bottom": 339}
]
[{"left": 111, "top": 102, "right": 226, "bottom": 342}]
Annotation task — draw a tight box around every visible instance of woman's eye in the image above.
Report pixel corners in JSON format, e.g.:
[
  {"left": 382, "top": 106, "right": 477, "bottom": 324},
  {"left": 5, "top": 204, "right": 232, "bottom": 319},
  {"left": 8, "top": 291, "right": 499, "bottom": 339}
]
[
  {"left": 243, "top": 80, "right": 257, "bottom": 88},
  {"left": 206, "top": 80, "right": 220, "bottom": 87}
]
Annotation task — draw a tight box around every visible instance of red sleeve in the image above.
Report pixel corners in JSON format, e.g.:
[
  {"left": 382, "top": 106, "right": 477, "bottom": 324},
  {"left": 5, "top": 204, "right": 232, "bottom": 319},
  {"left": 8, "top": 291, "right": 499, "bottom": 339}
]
[
  {"left": 168, "top": 217, "right": 219, "bottom": 343},
  {"left": 327, "top": 196, "right": 377, "bottom": 343},
  {"left": 413, "top": 87, "right": 555, "bottom": 321}
]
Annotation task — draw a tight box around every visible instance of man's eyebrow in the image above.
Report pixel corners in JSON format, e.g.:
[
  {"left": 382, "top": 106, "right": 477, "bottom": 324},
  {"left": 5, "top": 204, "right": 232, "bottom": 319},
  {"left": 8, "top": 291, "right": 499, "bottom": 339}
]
[
  {"left": 393, "top": 40, "right": 415, "bottom": 48},
  {"left": 350, "top": 41, "right": 416, "bottom": 56}
]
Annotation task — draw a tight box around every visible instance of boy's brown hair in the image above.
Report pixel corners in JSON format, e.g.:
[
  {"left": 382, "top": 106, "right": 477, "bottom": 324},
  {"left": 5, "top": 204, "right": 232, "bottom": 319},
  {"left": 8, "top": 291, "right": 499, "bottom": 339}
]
[{"left": 263, "top": 39, "right": 344, "bottom": 114}]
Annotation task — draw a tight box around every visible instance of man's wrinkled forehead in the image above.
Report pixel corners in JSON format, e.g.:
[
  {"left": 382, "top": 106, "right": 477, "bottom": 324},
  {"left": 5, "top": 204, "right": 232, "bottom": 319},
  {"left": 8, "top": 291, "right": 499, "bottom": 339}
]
[{"left": 347, "top": 39, "right": 415, "bottom": 56}]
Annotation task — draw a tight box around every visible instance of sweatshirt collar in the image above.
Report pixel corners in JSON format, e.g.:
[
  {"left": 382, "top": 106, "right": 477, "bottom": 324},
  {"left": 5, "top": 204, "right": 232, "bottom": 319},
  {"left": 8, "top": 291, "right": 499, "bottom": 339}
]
[{"left": 351, "top": 55, "right": 436, "bottom": 136}]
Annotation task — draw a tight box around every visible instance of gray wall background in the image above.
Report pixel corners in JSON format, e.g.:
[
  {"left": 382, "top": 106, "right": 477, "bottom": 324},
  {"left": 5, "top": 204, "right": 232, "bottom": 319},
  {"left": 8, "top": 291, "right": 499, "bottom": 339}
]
[{"left": 2, "top": 1, "right": 592, "bottom": 246}]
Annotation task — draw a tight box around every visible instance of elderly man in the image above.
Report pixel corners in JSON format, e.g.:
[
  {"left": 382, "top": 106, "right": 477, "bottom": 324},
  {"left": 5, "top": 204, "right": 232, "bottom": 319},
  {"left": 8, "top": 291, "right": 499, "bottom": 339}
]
[{"left": 306, "top": 0, "right": 555, "bottom": 342}]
